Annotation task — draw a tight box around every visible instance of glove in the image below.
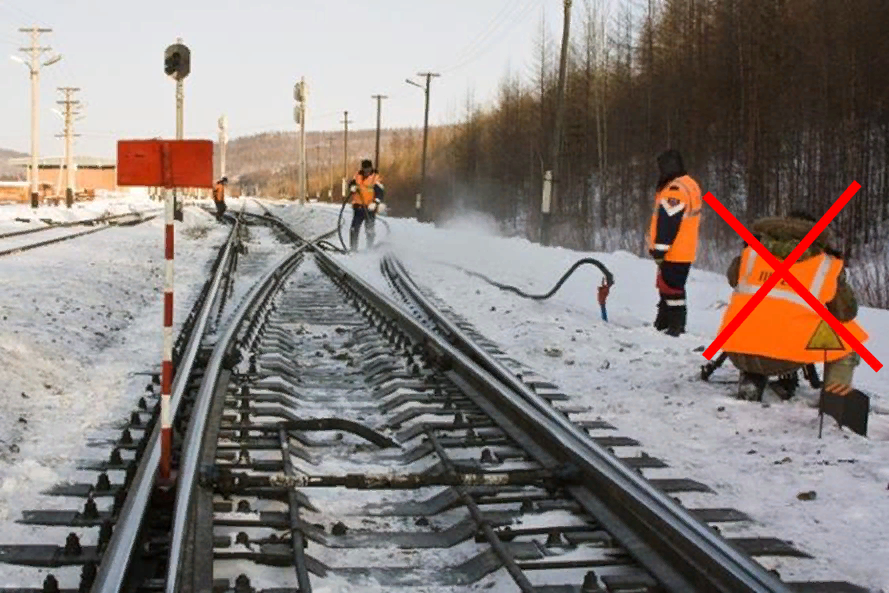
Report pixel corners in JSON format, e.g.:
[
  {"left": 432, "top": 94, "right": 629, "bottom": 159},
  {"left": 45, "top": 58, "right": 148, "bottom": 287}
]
[
  {"left": 376, "top": 202, "right": 387, "bottom": 215},
  {"left": 367, "top": 201, "right": 377, "bottom": 213},
  {"left": 649, "top": 248, "right": 666, "bottom": 266}
]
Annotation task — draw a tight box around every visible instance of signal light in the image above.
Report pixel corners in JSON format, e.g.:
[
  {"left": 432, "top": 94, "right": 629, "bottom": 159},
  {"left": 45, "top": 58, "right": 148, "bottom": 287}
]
[{"left": 164, "top": 43, "right": 190, "bottom": 80}]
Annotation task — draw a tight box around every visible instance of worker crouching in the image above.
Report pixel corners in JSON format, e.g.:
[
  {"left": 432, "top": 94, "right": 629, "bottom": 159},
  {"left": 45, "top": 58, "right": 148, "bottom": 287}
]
[
  {"left": 718, "top": 211, "right": 869, "bottom": 410},
  {"left": 349, "top": 159, "right": 385, "bottom": 251}
]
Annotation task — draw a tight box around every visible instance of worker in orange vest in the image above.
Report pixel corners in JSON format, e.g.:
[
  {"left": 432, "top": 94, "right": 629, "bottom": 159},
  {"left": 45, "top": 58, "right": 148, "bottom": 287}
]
[
  {"left": 213, "top": 176, "right": 227, "bottom": 221},
  {"left": 648, "top": 149, "right": 703, "bottom": 336},
  {"left": 718, "top": 211, "right": 868, "bottom": 403},
  {"left": 348, "top": 159, "right": 385, "bottom": 251}
]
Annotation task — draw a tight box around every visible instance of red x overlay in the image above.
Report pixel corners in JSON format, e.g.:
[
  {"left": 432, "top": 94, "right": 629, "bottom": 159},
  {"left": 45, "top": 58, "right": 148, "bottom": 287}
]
[{"left": 703, "top": 181, "right": 882, "bottom": 372}]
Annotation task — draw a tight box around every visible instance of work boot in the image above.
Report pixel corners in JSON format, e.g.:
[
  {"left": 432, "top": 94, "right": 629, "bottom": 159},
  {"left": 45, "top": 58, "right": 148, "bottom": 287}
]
[
  {"left": 737, "top": 372, "right": 768, "bottom": 402},
  {"left": 654, "top": 302, "right": 668, "bottom": 331},
  {"left": 770, "top": 372, "right": 799, "bottom": 401},
  {"left": 664, "top": 306, "right": 686, "bottom": 337},
  {"left": 349, "top": 227, "right": 360, "bottom": 252}
]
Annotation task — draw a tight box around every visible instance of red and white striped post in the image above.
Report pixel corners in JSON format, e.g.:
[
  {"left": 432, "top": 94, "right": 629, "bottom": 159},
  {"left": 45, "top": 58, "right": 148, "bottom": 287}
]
[{"left": 160, "top": 188, "right": 174, "bottom": 479}]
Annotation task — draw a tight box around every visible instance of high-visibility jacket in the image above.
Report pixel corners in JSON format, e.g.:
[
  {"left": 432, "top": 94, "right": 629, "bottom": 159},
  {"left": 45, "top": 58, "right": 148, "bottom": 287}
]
[
  {"left": 718, "top": 248, "right": 868, "bottom": 363},
  {"left": 350, "top": 171, "right": 384, "bottom": 207},
  {"left": 213, "top": 182, "right": 225, "bottom": 203},
  {"left": 648, "top": 174, "right": 702, "bottom": 263}
]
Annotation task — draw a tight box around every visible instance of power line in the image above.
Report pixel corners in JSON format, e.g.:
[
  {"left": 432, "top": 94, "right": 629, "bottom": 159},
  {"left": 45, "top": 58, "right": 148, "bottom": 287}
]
[
  {"left": 442, "top": 0, "right": 540, "bottom": 73},
  {"left": 439, "top": 1, "right": 520, "bottom": 69}
]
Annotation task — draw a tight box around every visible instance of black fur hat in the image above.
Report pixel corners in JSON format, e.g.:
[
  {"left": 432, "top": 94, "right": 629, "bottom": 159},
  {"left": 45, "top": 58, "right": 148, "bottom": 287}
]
[{"left": 656, "top": 149, "right": 687, "bottom": 190}]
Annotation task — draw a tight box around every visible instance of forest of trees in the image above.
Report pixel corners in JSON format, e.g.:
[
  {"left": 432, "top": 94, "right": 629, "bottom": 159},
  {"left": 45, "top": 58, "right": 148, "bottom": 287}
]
[
  {"left": 229, "top": 0, "right": 889, "bottom": 306},
  {"left": 377, "top": 0, "right": 889, "bottom": 305}
]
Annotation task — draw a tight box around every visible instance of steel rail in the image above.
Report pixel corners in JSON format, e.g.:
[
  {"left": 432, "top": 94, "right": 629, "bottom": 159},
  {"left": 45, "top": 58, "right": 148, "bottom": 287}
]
[
  {"left": 380, "top": 254, "right": 796, "bottom": 593},
  {"left": 90, "top": 218, "right": 241, "bottom": 593},
  {"left": 307, "top": 246, "right": 795, "bottom": 593},
  {"left": 0, "top": 212, "right": 160, "bottom": 257},
  {"left": 0, "top": 208, "right": 162, "bottom": 240},
  {"left": 165, "top": 229, "right": 335, "bottom": 593}
]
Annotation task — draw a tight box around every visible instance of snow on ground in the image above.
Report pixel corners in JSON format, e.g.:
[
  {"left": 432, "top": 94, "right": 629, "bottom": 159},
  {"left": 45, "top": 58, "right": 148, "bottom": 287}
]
[
  {"left": 0, "top": 200, "right": 232, "bottom": 586},
  {"left": 0, "top": 195, "right": 884, "bottom": 590},
  {"left": 0, "top": 194, "right": 162, "bottom": 235},
  {"left": 282, "top": 204, "right": 888, "bottom": 592}
]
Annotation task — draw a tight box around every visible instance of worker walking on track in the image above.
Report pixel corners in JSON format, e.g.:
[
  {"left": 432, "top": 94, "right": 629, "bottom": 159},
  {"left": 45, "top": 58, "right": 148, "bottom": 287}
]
[
  {"left": 213, "top": 176, "right": 228, "bottom": 222},
  {"left": 349, "top": 159, "right": 385, "bottom": 251},
  {"left": 718, "top": 211, "right": 869, "bottom": 406},
  {"left": 647, "top": 149, "right": 703, "bottom": 337}
]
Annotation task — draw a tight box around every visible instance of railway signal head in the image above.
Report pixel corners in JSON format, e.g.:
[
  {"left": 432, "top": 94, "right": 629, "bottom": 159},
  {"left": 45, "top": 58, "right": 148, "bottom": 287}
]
[
  {"left": 164, "top": 43, "right": 190, "bottom": 80},
  {"left": 294, "top": 79, "right": 307, "bottom": 103}
]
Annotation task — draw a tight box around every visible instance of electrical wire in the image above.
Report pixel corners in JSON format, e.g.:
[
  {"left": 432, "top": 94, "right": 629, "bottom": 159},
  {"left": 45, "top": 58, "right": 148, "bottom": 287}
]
[
  {"left": 438, "top": 1, "right": 521, "bottom": 70},
  {"left": 441, "top": 0, "right": 541, "bottom": 74}
]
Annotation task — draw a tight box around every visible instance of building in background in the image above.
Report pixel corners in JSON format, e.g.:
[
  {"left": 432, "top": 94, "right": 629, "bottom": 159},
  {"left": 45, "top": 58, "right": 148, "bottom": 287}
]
[
  {"left": 7, "top": 156, "right": 117, "bottom": 202},
  {"left": 0, "top": 180, "right": 34, "bottom": 204}
]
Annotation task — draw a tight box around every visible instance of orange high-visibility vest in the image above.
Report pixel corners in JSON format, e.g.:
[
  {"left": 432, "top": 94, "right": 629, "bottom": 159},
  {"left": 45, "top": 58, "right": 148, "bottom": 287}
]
[
  {"left": 213, "top": 183, "right": 224, "bottom": 203},
  {"left": 718, "top": 248, "right": 868, "bottom": 363},
  {"left": 647, "top": 174, "right": 702, "bottom": 263},
  {"left": 351, "top": 171, "right": 382, "bottom": 207}
]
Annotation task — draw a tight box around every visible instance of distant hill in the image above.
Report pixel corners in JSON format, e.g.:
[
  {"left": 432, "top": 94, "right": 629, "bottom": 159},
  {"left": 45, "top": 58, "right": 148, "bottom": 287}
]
[
  {"left": 221, "top": 126, "right": 449, "bottom": 198},
  {"left": 0, "top": 148, "right": 28, "bottom": 179},
  {"left": 224, "top": 128, "right": 408, "bottom": 178}
]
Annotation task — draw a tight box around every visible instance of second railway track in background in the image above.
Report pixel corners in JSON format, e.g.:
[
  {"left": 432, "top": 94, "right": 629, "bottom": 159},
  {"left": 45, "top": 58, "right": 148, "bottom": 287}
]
[
  {"left": 0, "top": 210, "right": 161, "bottom": 257},
  {"left": 0, "top": 204, "right": 871, "bottom": 593}
]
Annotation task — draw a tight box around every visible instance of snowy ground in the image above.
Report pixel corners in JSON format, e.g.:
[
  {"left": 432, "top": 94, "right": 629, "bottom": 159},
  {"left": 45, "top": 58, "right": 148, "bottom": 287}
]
[
  {"left": 0, "top": 195, "right": 263, "bottom": 586},
  {"left": 0, "top": 194, "right": 162, "bottom": 235},
  {"left": 279, "top": 203, "right": 889, "bottom": 593},
  {"left": 0, "top": 197, "right": 885, "bottom": 590}
]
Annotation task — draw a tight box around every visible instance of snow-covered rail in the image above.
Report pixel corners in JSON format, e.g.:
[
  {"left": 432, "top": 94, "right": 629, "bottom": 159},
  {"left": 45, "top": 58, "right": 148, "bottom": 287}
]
[{"left": 0, "top": 209, "right": 161, "bottom": 257}]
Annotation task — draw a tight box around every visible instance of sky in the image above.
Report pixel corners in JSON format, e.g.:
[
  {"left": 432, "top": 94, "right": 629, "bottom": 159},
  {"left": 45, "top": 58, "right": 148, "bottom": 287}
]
[{"left": 0, "top": 0, "right": 598, "bottom": 159}]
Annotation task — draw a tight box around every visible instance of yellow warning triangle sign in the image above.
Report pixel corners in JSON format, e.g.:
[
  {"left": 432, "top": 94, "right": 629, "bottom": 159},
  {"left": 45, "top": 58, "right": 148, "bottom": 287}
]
[{"left": 806, "top": 320, "right": 846, "bottom": 351}]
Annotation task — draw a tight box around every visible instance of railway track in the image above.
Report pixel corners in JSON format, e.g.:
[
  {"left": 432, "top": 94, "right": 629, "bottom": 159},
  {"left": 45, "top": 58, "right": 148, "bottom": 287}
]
[
  {"left": 0, "top": 210, "right": 160, "bottom": 257},
  {"left": 0, "top": 206, "right": 871, "bottom": 592}
]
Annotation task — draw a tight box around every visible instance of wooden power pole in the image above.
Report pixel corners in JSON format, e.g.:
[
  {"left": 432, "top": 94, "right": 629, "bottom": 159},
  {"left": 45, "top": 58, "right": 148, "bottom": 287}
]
[{"left": 541, "top": 0, "right": 572, "bottom": 246}]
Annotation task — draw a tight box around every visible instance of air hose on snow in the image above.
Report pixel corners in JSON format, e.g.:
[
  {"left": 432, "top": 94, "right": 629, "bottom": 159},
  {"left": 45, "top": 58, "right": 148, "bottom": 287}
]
[
  {"left": 337, "top": 195, "right": 392, "bottom": 252},
  {"left": 433, "top": 258, "right": 615, "bottom": 321}
]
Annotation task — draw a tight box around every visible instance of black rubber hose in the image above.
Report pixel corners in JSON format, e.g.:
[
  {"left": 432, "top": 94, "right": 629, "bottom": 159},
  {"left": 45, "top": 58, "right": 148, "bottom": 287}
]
[
  {"left": 337, "top": 195, "right": 391, "bottom": 252},
  {"left": 433, "top": 257, "right": 615, "bottom": 300}
]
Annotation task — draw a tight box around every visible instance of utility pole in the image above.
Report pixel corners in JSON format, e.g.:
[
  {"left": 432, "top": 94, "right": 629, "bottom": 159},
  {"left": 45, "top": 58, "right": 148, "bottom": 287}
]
[
  {"left": 328, "top": 135, "right": 334, "bottom": 200},
  {"left": 56, "top": 87, "right": 81, "bottom": 208},
  {"left": 341, "top": 110, "right": 352, "bottom": 198},
  {"left": 294, "top": 77, "right": 307, "bottom": 204},
  {"left": 541, "top": 0, "right": 572, "bottom": 246},
  {"left": 406, "top": 72, "right": 439, "bottom": 222},
  {"left": 18, "top": 26, "right": 61, "bottom": 209},
  {"left": 218, "top": 114, "right": 228, "bottom": 179},
  {"left": 371, "top": 94, "right": 388, "bottom": 168}
]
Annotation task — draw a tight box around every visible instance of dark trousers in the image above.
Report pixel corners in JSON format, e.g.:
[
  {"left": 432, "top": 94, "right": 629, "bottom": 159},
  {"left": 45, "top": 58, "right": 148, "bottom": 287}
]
[
  {"left": 215, "top": 200, "right": 227, "bottom": 221},
  {"left": 350, "top": 205, "right": 376, "bottom": 250},
  {"left": 655, "top": 261, "right": 690, "bottom": 335}
]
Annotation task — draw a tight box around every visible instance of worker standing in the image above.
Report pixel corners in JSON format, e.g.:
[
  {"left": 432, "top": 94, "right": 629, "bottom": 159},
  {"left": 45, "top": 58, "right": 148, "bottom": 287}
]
[
  {"left": 213, "top": 176, "right": 228, "bottom": 222},
  {"left": 349, "top": 159, "right": 385, "bottom": 251},
  {"left": 647, "top": 149, "right": 703, "bottom": 336}
]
